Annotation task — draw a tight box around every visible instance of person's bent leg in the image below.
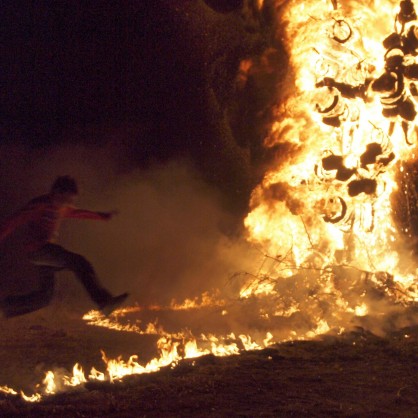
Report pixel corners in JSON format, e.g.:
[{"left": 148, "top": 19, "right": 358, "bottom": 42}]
[
  {"left": 30, "top": 243, "right": 113, "bottom": 307},
  {"left": 64, "top": 250, "right": 129, "bottom": 314},
  {"left": 65, "top": 252, "right": 113, "bottom": 306},
  {"left": 62, "top": 250, "right": 128, "bottom": 314},
  {"left": 28, "top": 243, "right": 128, "bottom": 314}
]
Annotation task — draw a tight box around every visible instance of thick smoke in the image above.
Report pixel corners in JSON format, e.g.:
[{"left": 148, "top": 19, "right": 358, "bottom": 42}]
[
  {"left": 0, "top": 0, "right": 283, "bottom": 314},
  {"left": 0, "top": 141, "right": 262, "bottom": 313}
]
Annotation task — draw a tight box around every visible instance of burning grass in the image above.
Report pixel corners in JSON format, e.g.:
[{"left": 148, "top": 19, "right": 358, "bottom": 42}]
[{"left": 0, "top": 320, "right": 417, "bottom": 417}]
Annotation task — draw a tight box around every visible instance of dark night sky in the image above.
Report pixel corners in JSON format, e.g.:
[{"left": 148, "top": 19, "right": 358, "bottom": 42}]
[
  {"left": 0, "top": 1, "right": 289, "bottom": 305},
  {"left": 1, "top": 0, "right": 285, "bottom": 216}
]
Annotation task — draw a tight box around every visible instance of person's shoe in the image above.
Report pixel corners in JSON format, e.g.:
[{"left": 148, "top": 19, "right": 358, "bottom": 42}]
[{"left": 99, "top": 293, "right": 129, "bottom": 316}]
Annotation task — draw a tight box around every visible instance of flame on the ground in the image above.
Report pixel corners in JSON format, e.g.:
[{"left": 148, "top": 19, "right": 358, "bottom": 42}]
[
  {"left": 170, "top": 290, "right": 226, "bottom": 310},
  {"left": 82, "top": 290, "right": 226, "bottom": 337},
  {"left": 0, "top": 328, "right": 273, "bottom": 402},
  {"left": 82, "top": 290, "right": 226, "bottom": 333}
]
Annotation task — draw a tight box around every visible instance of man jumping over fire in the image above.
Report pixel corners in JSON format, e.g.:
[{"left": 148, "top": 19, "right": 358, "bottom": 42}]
[{"left": 0, "top": 176, "right": 128, "bottom": 318}]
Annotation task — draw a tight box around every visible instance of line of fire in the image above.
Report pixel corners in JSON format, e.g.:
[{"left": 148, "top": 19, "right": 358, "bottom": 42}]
[{"left": 1, "top": 0, "right": 417, "bottom": 403}]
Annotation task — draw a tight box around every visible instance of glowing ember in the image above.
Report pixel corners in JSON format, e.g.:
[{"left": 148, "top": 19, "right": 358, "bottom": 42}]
[
  {"left": 306, "top": 320, "right": 331, "bottom": 339},
  {"left": 354, "top": 303, "right": 369, "bottom": 316}
]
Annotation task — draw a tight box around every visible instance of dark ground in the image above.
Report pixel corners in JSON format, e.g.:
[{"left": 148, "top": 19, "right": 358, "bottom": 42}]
[
  {"left": 0, "top": 306, "right": 417, "bottom": 418},
  {"left": 1, "top": 0, "right": 284, "bottom": 217}
]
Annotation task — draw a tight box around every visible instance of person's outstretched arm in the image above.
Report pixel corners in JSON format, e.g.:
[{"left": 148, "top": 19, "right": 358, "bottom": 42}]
[{"left": 65, "top": 208, "right": 116, "bottom": 221}]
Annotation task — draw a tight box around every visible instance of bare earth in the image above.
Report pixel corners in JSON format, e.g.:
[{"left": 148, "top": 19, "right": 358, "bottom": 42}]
[{"left": 0, "top": 305, "right": 417, "bottom": 418}]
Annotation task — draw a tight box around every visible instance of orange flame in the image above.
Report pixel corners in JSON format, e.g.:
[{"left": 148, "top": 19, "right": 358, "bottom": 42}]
[{"left": 243, "top": 0, "right": 418, "bottom": 308}]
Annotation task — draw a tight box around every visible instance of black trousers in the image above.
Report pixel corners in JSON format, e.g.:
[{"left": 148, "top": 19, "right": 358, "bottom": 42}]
[{"left": 2, "top": 243, "right": 111, "bottom": 317}]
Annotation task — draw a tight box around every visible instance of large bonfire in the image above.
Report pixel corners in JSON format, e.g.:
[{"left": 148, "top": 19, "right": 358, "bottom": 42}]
[
  {"left": 243, "top": 0, "right": 418, "bottom": 332},
  {"left": 1, "top": 0, "right": 417, "bottom": 402}
]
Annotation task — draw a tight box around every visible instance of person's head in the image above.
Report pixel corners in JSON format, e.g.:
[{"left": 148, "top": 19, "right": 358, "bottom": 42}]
[{"left": 50, "top": 175, "right": 79, "bottom": 205}]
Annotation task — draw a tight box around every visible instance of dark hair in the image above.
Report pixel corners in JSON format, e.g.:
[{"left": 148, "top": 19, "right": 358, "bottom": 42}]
[{"left": 50, "top": 176, "right": 78, "bottom": 194}]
